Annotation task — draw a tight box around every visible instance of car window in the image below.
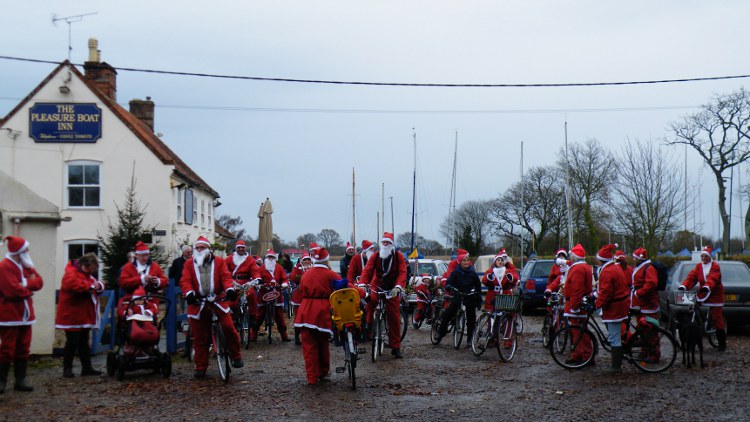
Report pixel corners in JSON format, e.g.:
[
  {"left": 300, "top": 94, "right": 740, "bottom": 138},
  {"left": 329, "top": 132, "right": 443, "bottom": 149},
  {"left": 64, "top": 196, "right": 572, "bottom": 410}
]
[
  {"left": 530, "top": 261, "right": 554, "bottom": 278},
  {"left": 417, "top": 263, "right": 437, "bottom": 276},
  {"left": 437, "top": 262, "right": 447, "bottom": 274}
]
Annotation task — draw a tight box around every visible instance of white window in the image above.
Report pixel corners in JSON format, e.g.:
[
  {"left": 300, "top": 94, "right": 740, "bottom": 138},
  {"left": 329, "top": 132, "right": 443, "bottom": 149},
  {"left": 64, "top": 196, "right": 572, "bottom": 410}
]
[
  {"left": 66, "top": 161, "right": 101, "bottom": 208},
  {"left": 201, "top": 199, "right": 205, "bottom": 228},
  {"left": 176, "top": 187, "right": 182, "bottom": 222},
  {"left": 184, "top": 189, "right": 194, "bottom": 225},
  {"left": 65, "top": 240, "right": 100, "bottom": 279},
  {"left": 192, "top": 195, "right": 198, "bottom": 227}
]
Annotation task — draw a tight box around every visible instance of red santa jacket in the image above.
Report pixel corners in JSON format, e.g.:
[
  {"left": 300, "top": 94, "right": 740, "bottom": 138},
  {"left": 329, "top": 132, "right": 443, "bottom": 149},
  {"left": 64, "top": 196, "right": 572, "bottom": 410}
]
[
  {"left": 225, "top": 253, "right": 261, "bottom": 284},
  {"left": 595, "top": 261, "right": 630, "bottom": 322},
  {"left": 346, "top": 253, "right": 369, "bottom": 283},
  {"left": 361, "top": 251, "right": 407, "bottom": 296},
  {"left": 440, "top": 257, "right": 474, "bottom": 287},
  {"left": 117, "top": 299, "right": 159, "bottom": 321},
  {"left": 681, "top": 261, "right": 724, "bottom": 307},
  {"left": 632, "top": 260, "right": 659, "bottom": 313},
  {"left": 0, "top": 258, "right": 43, "bottom": 326},
  {"left": 563, "top": 261, "right": 592, "bottom": 318},
  {"left": 180, "top": 255, "right": 234, "bottom": 318},
  {"left": 56, "top": 261, "right": 104, "bottom": 330},
  {"left": 118, "top": 260, "right": 167, "bottom": 298},
  {"left": 293, "top": 265, "right": 340, "bottom": 334},
  {"left": 548, "top": 264, "right": 562, "bottom": 288},
  {"left": 482, "top": 263, "right": 519, "bottom": 309},
  {"left": 289, "top": 264, "right": 306, "bottom": 285}
]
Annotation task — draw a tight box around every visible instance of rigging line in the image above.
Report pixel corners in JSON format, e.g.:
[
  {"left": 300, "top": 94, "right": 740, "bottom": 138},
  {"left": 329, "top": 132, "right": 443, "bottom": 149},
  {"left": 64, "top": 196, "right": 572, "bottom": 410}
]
[{"left": 1, "top": 55, "right": 750, "bottom": 88}]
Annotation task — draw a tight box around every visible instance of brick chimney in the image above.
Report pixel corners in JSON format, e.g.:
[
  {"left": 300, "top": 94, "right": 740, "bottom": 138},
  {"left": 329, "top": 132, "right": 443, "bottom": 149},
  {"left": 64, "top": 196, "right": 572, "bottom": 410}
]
[
  {"left": 83, "top": 38, "right": 117, "bottom": 101},
  {"left": 129, "top": 97, "right": 155, "bottom": 131}
]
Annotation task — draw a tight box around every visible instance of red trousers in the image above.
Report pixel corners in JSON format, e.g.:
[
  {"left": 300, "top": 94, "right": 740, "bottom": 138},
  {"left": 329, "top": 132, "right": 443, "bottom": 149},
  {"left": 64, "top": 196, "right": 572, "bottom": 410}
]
[
  {"left": 708, "top": 306, "right": 725, "bottom": 330},
  {"left": 188, "top": 307, "right": 242, "bottom": 371},
  {"left": 256, "top": 305, "right": 288, "bottom": 334},
  {"left": 384, "top": 296, "right": 402, "bottom": 350},
  {"left": 300, "top": 328, "right": 330, "bottom": 384},
  {"left": 569, "top": 318, "right": 593, "bottom": 362},
  {"left": 0, "top": 325, "right": 32, "bottom": 363}
]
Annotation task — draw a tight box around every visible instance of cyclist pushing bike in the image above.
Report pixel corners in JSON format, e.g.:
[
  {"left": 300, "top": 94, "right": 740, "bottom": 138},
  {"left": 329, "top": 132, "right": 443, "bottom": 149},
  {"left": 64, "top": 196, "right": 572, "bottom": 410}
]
[
  {"left": 435, "top": 251, "right": 482, "bottom": 345},
  {"left": 593, "top": 243, "right": 630, "bottom": 373},
  {"left": 481, "top": 249, "right": 518, "bottom": 348},
  {"left": 678, "top": 245, "right": 726, "bottom": 351},
  {"left": 180, "top": 236, "right": 244, "bottom": 378},
  {"left": 224, "top": 240, "right": 261, "bottom": 341},
  {"left": 361, "top": 232, "right": 407, "bottom": 359},
  {"left": 562, "top": 244, "right": 594, "bottom": 366},
  {"left": 255, "top": 249, "right": 292, "bottom": 342}
]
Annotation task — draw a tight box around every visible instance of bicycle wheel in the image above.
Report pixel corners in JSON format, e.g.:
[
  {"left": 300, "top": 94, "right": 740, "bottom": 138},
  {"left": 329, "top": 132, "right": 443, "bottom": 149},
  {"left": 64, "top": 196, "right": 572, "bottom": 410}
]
[
  {"left": 471, "top": 313, "right": 492, "bottom": 356},
  {"left": 453, "top": 311, "right": 465, "bottom": 349},
  {"left": 542, "top": 313, "right": 552, "bottom": 348},
  {"left": 496, "top": 314, "right": 518, "bottom": 362},
  {"left": 412, "top": 308, "right": 423, "bottom": 329},
  {"left": 704, "top": 315, "right": 718, "bottom": 349},
  {"left": 626, "top": 325, "right": 678, "bottom": 373},
  {"left": 430, "top": 310, "right": 443, "bottom": 345},
  {"left": 240, "top": 312, "right": 250, "bottom": 349},
  {"left": 515, "top": 313, "right": 524, "bottom": 334},
  {"left": 266, "top": 306, "right": 274, "bottom": 345},
  {"left": 400, "top": 308, "right": 408, "bottom": 341},
  {"left": 371, "top": 315, "right": 383, "bottom": 362},
  {"left": 346, "top": 330, "right": 357, "bottom": 389},
  {"left": 552, "top": 316, "right": 568, "bottom": 353},
  {"left": 549, "top": 325, "right": 597, "bottom": 369},
  {"left": 212, "top": 323, "right": 230, "bottom": 383}
]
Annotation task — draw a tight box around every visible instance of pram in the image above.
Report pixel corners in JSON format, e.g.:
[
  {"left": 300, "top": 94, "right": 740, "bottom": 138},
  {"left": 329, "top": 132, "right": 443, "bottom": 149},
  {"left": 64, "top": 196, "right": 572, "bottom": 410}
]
[{"left": 106, "top": 292, "right": 172, "bottom": 380}]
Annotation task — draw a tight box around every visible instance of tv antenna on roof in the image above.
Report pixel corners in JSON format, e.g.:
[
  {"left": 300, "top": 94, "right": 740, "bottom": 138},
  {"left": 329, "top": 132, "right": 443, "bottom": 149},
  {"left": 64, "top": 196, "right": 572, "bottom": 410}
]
[{"left": 52, "top": 12, "right": 98, "bottom": 61}]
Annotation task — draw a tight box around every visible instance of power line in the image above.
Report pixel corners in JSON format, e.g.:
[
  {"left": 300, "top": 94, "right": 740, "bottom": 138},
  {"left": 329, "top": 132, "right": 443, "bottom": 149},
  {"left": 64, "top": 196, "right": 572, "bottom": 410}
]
[{"left": 1, "top": 54, "right": 749, "bottom": 88}]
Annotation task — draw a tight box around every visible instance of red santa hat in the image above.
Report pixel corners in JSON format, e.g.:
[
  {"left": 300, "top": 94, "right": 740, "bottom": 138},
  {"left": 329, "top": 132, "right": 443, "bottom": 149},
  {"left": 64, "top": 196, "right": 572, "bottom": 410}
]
[
  {"left": 132, "top": 286, "right": 147, "bottom": 300},
  {"left": 3, "top": 236, "right": 29, "bottom": 255},
  {"left": 308, "top": 242, "right": 319, "bottom": 250},
  {"left": 345, "top": 242, "right": 354, "bottom": 251},
  {"left": 361, "top": 240, "right": 374, "bottom": 251},
  {"left": 614, "top": 250, "right": 626, "bottom": 262},
  {"left": 134, "top": 241, "right": 150, "bottom": 255},
  {"left": 569, "top": 244, "right": 586, "bottom": 259},
  {"left": 632, "top": 247, "right": 649, "bottom": 260},
  {"left": 457, "top": 249, "right": 469, "bottom": 262},
  {"left": 381, "top": 232, "right": 394, "bottom": 244},
  {"left": 253, "top": 255, "right": 262, "bottom": 263},
  {"left": 494, "top": 249, "right": 509, "bottom": 261},
  {"left": 265, "top": 249, "right": 277, "bottom": 258},
  {"left": 700, "top": 246, "right": 712, "bottom": 257},
  {"left": 555, "top": 248, "right": 568, "bottom": 258},
  {"left": 235, "top": 240, "right": 246, "bottom": 249},
  {"left": 596, "top": 243, "right": 618, "bottom": 262},
  {"left": 194, "top": 236, "right": 211, "bottom": 248},
  {"left": 300, "top": 253, "right": 312, "bottom": 261},
  {"left": 421, "top": 273, "right": 432, "bottom": 280},
  {"left": 310, "top": 247, "right": 329, "bottom": 263}
]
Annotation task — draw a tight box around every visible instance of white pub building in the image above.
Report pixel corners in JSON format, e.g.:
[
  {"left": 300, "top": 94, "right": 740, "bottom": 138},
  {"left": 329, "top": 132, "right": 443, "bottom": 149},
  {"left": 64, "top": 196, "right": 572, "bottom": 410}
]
[{"left": 0, "top": 39, "right": 221, "bottom": 354}]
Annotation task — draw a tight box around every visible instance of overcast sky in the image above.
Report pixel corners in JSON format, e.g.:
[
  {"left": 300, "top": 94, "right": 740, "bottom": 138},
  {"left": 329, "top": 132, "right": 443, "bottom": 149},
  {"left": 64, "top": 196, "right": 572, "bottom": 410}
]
[{"left": 2, "top": 1, "right": 750, "bottom": 248}]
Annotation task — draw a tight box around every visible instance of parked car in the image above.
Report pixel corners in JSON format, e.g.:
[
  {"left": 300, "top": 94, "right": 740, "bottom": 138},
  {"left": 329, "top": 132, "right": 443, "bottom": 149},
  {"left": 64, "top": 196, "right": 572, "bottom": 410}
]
[
  {"left": 405, "top": 259, "right": 449, "bottom": 304},
  {"left": 473, "top": 255, "right": 496, "bottom": 274},
  {"left": 659, "top": 260, "right": 750, "bottom": 329},
  {"left": 519, "top": 259, "right": 555, "bottom": 309}
]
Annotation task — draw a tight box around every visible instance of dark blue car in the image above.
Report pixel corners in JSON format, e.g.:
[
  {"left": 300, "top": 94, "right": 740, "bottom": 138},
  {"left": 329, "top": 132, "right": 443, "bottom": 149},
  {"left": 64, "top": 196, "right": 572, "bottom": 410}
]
[{"left": 519, "top": 259, "right": 555, "bottom": 309}]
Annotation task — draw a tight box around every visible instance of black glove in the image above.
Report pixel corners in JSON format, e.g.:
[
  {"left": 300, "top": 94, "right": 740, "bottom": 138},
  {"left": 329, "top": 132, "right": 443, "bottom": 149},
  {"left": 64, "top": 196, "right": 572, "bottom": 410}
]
[
  {"left": 699, "top": 286, "right": 709, "bottom": 294},
  {"left": 186, "top": 292, "right": 198, "bottom": 306},
  {"left": 505, "top": 273, "right": 514, "bottom": 281},
  {"left": 226, "top": 289, "right": 237, "bottom": 301}
]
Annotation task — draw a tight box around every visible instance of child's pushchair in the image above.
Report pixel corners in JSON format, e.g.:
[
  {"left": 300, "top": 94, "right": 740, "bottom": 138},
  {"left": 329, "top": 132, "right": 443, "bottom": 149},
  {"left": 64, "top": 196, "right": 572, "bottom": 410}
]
[{"left": 106, "top": 289, "right": 172, "bottom": 380}]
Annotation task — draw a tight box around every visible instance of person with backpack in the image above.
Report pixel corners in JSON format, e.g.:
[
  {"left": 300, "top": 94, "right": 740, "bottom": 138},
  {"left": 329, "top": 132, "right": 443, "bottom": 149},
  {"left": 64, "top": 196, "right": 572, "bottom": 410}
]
[
  {"left": 678, "top": 246, "right": 726, "bottom": 351},
  {"left": 631, "top": 247, "right": 661, "bottom": 362}
]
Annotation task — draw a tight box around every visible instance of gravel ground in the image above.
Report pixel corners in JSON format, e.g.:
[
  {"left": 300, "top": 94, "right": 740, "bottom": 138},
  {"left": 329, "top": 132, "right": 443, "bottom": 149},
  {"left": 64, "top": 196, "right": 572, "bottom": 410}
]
[{"left": 1, "top": 312, "right": 748, "bottom": 421}]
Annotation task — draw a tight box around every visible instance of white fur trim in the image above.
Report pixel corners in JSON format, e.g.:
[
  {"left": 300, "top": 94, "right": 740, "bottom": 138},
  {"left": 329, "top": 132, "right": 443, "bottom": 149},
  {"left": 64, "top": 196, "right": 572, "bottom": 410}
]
[{"left": 293, "top": 322, "right": 333, "bottom": 334}]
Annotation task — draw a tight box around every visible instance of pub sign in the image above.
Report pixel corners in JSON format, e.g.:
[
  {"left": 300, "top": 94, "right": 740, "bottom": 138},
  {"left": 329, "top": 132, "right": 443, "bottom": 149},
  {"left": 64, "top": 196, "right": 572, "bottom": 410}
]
[{"left": 29, "top": 103, "right": 102, "bottom": 143}]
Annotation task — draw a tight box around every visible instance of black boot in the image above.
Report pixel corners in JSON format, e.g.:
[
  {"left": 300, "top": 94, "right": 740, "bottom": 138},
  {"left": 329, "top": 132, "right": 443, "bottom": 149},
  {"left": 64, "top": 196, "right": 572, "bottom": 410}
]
[
  {"left": 13, "top": 360, "right": 33, "bottom": 392},
  {"left": 604, "top": 347, "right": 623, "bottom": 373},
  {"left": 0, "top": 363, "right": 9, "bottom": 394},
  {"left": 294, "top": 328, "right": 301, "bottom": 346},
  {"left": 717, "top": 329, "right": 727, "bottom": 352},
  {"left": 80, "top": 350, "right": 102, "bottom": 376},
  {"left": 62, "top": 356, "right": 75, "bottom": 378}
]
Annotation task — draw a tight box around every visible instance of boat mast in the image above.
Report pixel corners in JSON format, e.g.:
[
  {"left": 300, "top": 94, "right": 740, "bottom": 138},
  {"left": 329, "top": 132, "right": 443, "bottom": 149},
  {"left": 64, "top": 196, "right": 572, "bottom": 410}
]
[
  {"left": 352, "top": 167, "right": 356, "bottom": 246},
  {"left": 448, "top": 131, "right": 458, "bottom": 251},
  {"left": 410, "top": 129, "right": 417, "bottom": 254},
  {"left": 520, "top": 141, "right": 525, "bottom": 268},
  {"left": 564, "top": 121, "right": 573, "bottom": 250}
]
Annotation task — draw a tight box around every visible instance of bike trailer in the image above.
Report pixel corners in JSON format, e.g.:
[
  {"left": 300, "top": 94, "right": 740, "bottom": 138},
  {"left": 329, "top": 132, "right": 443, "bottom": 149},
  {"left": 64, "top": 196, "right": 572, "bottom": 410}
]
[{"left": 330, "top": 288, "right": 363, "bottom": 331}]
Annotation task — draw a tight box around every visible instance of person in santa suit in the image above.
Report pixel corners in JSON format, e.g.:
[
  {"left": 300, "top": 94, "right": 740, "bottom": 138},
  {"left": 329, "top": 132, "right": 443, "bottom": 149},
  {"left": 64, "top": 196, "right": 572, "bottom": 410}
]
[
  {"left": 339, "top": 242, "right": 356, "bottom": 279},
  {"left": 613, "top": 249, "right": 634, "bottom": 340},
  {"left": 412, "top": 273, "right": 437, "bottom": 329},
  {"left": 293, "top": 246, "right": 348, "bottom": 385},
  {"left": 679, "top": 246, "right": 726, "bottom": 351},
  {"left": 253, "top": 249, "right": 292, "bottom": 342},
  {"left": 563, "top": 244, "right": 594, "bottom": 365},
  {"left": 55, "top": 253, "right": 105, "bottom": 378},
  {"left": 361, "top": 232, "right": 408, "bottom": 358},
  {"left": 224, "top": 240, "right": 261, "bottom": 340},
  {"left": 289, "top": 253, "right": 313, "bottom": 345},
  {"left": 547, "top": 249, "right": 567, "bottom": 291},
  {"left": 482, "top": 249, "right": 519, "bottom": 311},
  {"left": 347, "top": 240, "right": 375, "bottom": 339},
  {"left": 0, "top": 236, "right": 43, "bottom": 393},
  {"left": 180, "top": 236, "right": 244, "bottom": 378},
  {"left": 630, "top": 247, "right": 661, "bottom": 361},
  {"left": 118, "top": 241, "right": 167, "bottom": 307},
  {"left": 545, "top": 253, "right": 569, "bottom": 297},
  {"left": 117, "top": 286, "right": 160, "bottom": 357},
  {"left": 594, "top": 244, "right": 630, "bottom": 373}
]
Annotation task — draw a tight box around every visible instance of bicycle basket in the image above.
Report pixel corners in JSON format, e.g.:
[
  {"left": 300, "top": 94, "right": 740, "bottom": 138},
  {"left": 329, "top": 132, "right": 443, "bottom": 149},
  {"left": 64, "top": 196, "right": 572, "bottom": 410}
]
[
  {"left": 262, "top": 291, "right": 281, "bottom": 302},
  {"left": 493, "top": 294, "right": 521, "bottom": 312},
  {"left": 673, "top": 290, "right": 696, "bottom": 305}
]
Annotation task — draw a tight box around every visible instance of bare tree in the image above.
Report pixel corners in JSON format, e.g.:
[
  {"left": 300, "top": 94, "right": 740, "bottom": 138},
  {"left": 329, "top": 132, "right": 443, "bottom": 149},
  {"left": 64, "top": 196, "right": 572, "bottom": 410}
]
[
  {"left": 296, "top": 233, "right": 318, "bottom": 248},
  {"left": 668, "top": 88, "right": 750, "bottom": 254},
  {"left": 440, "top": 199, "right": 494, "bottom": 256},
  {"left": 317, "top": 229, "right": 343, "bottom": 248},
  {"left": 395, "top": 231, "right": 444, "bottom": 255},
  {"left": 217, "top": 215, "right": 251, "bottom": 251},
  {"left": 610, "top": 139, "right": 685, "bottom": 255},
  {"left": 557, "top": 138, "right": 614, "bottom": 252}
]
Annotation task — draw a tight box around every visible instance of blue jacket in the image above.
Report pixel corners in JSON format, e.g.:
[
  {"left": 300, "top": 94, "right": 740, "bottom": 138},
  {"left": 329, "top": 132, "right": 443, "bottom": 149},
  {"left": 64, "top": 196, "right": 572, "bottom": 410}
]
[{"left": 446, "top": 265, "right": 482, "bottom": 294}]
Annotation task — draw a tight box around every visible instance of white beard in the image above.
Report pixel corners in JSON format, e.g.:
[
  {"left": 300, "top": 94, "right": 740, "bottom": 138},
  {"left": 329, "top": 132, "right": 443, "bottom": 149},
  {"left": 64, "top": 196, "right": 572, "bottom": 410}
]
[
  {"left": 19, "top": 251, "right": 34, "bottom": 269},
  {"left": 264, "top": 258, "right": 277, "bottom": 273},
  {"left": 365, "top": 249, "right": 375, "bottom": 260},
  {"left": 380, "top": 243, "right": 394, "bottom": 259},
  {"left": 194, "top": 249, "right": 209, "bottom": 266},
  {"left": 493, "top": 266, "right": 506, "bottom": 281},
  {"left": 233, "top": 253, "right": 248, "bottom": 267}
]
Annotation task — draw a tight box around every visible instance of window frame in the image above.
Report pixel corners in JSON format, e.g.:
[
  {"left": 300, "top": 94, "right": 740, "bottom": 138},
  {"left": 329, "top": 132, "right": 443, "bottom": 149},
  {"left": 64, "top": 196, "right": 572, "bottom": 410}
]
[
  {"left": 184, "top": 189, "right": 194, "bottom": 225},
  {"left": 65, "top": 160, "right": 102, "bottom": 209}
]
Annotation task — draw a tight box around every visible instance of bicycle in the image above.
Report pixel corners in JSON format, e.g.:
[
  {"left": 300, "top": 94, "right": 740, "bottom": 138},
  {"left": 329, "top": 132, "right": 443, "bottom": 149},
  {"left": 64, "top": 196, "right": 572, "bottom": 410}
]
[
  {"left": 471, "top": 294, "right": 521, "bottom": 361},
  {"left": 669, "top": 289, "right": 718, "bottom": 349},
  {"left": 330, "top": 288, "right": 365, "bottom": 389},
  {"left": 541, "top": 292, "right": 565, "bottom": 348},
  {"left": 257, "top": 282, "right": 283, "bottom": 344},
  {"left": 412, "top": 287, "right": 444, "bottom": 329},
  {"left": 434, "top": 287, "right": 479, "bottom": 349},
  {"left": 190, "top": 296, "right": 232, "bottom": 383},
  {"left": 283, "top": 283, "right": 296, "bottom": 319},
  {"left": 232, "top": 283, "right": 252, "bottom": 350},
  {"left": 549, "top": 297, "right": 678, "bottom": 373},
  {"left": 370, "top": 287, "right": 405, "bottom": 362}
]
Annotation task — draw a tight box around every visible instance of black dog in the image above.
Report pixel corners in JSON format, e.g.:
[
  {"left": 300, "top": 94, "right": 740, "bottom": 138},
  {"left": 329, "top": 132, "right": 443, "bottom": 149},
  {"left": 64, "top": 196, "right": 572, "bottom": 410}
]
[{"left": 677, "top": 311, "right": 705, "bottom": 368}]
